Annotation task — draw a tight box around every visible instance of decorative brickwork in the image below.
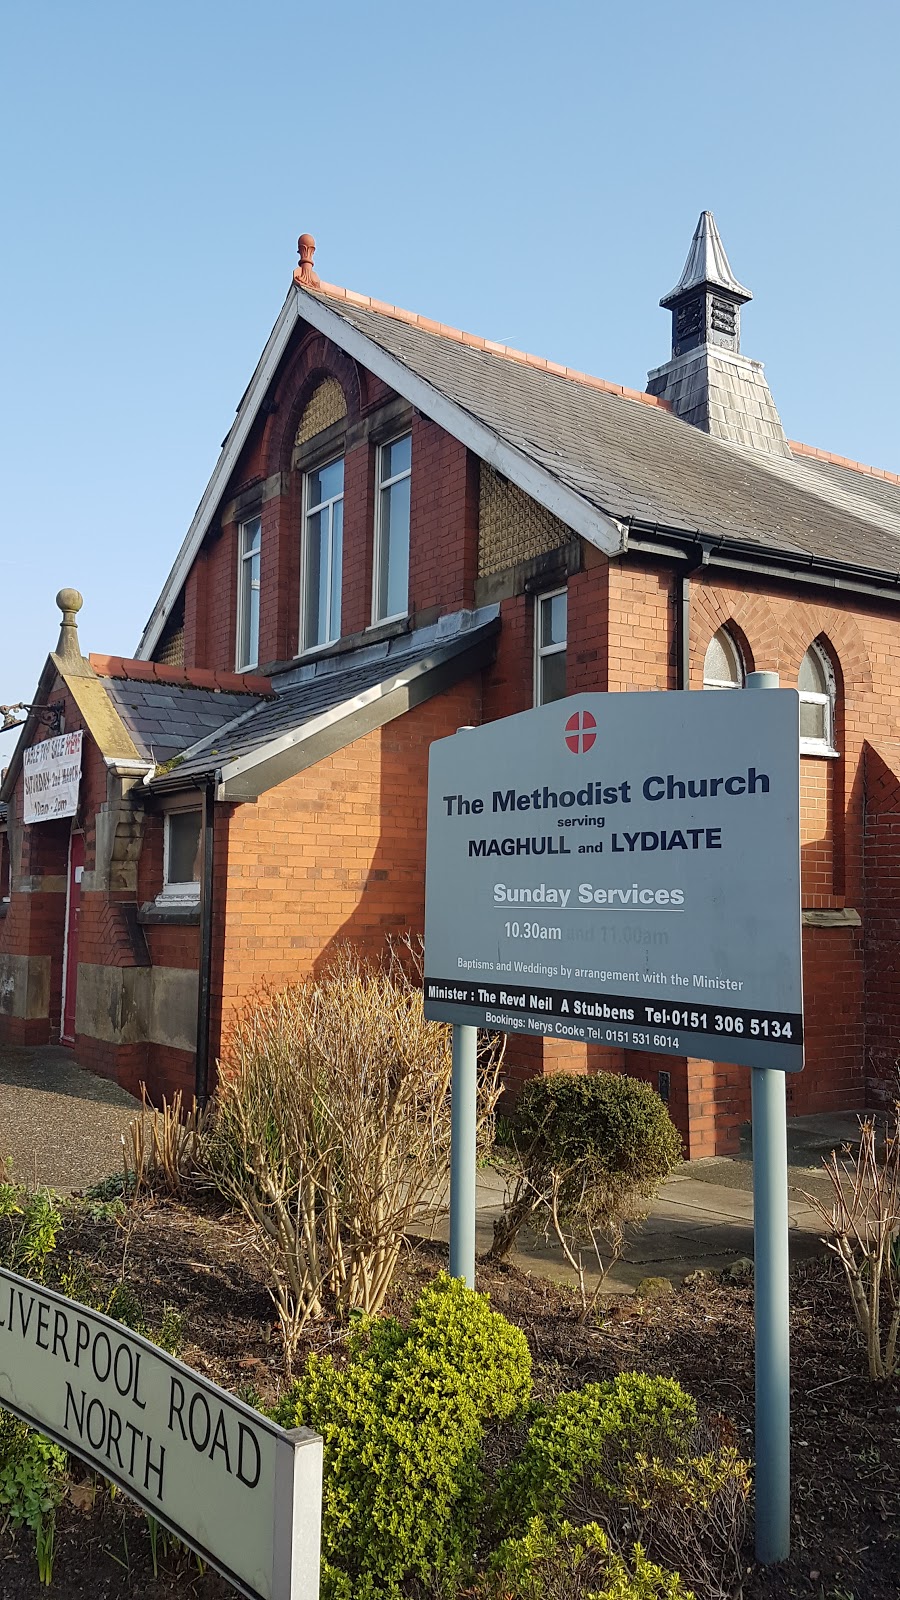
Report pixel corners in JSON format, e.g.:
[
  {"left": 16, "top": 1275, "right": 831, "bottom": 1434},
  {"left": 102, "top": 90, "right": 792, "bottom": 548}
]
[
  {"left": 478, "top": 466, "right": 572, "bottom": 578},
  {"left": 152, "top": 596, "right": 185, "bottom": 667},
  {"left": 294, "top": 378, "right": 347, "bottom": 446}
]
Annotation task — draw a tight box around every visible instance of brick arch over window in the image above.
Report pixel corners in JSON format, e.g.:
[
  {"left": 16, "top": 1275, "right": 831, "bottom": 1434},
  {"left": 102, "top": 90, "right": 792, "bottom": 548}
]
[
  {"left": 776, "top": 606, "right": 872, "bottom": 700},
  {"left": 690, "top": 585, "right": 774, "bottom": 688},
  {"left": 263, "top": 333, "right": 362, "bottom": 478}
]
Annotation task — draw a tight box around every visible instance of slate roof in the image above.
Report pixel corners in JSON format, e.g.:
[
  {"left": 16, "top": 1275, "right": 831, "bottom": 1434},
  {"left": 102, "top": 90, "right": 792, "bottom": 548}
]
[
  {"left": 102, "top": 680, "right": 265, "bottom": 765},
  {"left": 147, "top": 609, "right": 498, "bottom": 788},
  {"left": 305, "top": 290, "right": 900, "bottom": 576}
]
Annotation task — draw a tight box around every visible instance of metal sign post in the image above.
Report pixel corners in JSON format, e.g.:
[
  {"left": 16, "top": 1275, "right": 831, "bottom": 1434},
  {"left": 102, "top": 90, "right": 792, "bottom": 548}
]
[
  {"left": 449, "top": 1023, "right": 477, "bottom": 1287},
  {"left": 746, "top": 670, "right": 791, "bottom": 1564}
]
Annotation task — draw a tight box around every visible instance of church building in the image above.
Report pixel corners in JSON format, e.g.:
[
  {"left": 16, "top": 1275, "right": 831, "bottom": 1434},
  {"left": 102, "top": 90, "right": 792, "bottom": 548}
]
[{"left": 3, "top": 213, "right": 899, "bottom": 1157}]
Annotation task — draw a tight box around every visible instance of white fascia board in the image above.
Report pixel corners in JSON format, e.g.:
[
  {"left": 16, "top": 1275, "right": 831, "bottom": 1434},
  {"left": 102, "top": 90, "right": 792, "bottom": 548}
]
[
  {"left": 136, "top": 291, "right": 298, "bottom": 660},
  {"left": 215, "top": 650, "right": 448, "bottom": 795},
  {"left": 295, "top": 289, "right": 626, "bottom": 556}
]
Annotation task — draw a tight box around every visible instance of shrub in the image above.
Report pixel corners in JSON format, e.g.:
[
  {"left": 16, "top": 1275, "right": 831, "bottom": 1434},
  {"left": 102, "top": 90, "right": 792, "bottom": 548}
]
[
  {"left": 0, "top": 1411, "right": 67, "bottom": 1583},
  {"left": 481, "top": 1517, "right": 693, "bottom": 1600},
  {"left": 0, "top": 1184, "right": 62, "bottom": 1282},
  {"left": 212, "top": 946, "right": 503, "bottom": 1363},
  {"left": 276, "top": 1274, "right": 532, "bottom": 1600},
  {"left": 494, "top": 1374, "right": 749, "bottom": 1600},
  {"left": 490, "top": 1074, "right": 682, "bottom": 1316},
  {"left": 804, "top": 1109, "right": 900, "bottom": 1379},
  {"left": 125, "top": 1087, "right": 211, "bottom": 1197}
]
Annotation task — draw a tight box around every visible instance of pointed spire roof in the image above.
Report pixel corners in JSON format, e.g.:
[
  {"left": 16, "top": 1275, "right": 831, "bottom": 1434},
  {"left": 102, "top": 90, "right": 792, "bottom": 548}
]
[{"left": 660, "top": 211, "right": 751, "bottom": 308}]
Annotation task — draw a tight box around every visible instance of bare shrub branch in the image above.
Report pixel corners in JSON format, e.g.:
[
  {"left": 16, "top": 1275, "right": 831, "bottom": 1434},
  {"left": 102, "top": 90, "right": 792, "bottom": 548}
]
[{"left": 212, "top": 945, "right": 503, "bottom": 1367}]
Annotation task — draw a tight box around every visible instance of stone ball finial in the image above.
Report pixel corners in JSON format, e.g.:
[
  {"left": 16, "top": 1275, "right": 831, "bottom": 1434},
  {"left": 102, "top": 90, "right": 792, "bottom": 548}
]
[
  {"left": 56, "top": 588, "right": 83, "bottom": 616},
  {"left": 295, "top": 232, "right": 320, "bottom": 289}
]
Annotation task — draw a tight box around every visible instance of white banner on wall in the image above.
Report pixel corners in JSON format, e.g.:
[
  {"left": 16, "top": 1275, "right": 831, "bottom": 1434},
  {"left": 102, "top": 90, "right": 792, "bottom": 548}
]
[{"left": 23, "top": 730, "right": 83, "bottom": 824}]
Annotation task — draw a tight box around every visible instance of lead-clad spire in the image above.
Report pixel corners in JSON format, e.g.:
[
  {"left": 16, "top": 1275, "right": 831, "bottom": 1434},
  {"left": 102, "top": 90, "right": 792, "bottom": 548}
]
[{"left": 661, "top": 210, "right": 751, "bottom": 308}]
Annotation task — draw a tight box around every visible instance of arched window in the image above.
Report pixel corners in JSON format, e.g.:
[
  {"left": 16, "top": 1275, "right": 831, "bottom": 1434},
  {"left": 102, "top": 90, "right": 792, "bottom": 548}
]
[
  {"left": 798, "top": 642, "right": 837, "bottom": 754},
  {"left": 703, "top": 628, "right": 744, "bottom": 690}
]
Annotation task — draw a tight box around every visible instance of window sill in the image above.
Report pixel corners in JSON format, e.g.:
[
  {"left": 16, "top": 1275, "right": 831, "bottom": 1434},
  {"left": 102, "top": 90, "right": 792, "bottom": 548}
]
[
  {"left": 799, "top": 744, "right": 840, "bottom": 760},
  {"left": 139, "top": 898, "right": 201, "bottom": 927},
  {"left": 368, "top": 612, "right": 410, "bottom": 633}
]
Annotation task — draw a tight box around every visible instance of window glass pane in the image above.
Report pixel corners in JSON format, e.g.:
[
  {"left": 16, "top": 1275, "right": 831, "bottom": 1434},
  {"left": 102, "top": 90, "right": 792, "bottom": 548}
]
[
  {"left": 330, "top": 498, "right": 343, "bottom": 640},
  {"left": 303, "top": 508, "right": 327, "bottom": 645},
  {"left": 168, "top": 812, "right": 201, "bottom": 884},
  {"left": 540, "top": 651, "right": 567, "bottom": 705},
  {"left": 704, "top": 630, "right": 740, "bottom": 687},
  {"left": 798, "top": 649, "right": 826, "bottom": 694},
  {"left": 540, "top": 593, "right": 567, "bottom": 649},
  {"left": 377, "top": 475, "right": 411, "bottom": 618},
  {"left": 239, "top": 544, "right": 260, "bottom": 668},
  {"left": 243, "top": 516, "right": 261, "bottom": 555},
  {"left": 381, "top": 434, "right": 411, "bottom": 482},
  {"left": 309, "top": 458, "right": 344, "bottom": 507},
  {"left": 799, "top": 699, "right": 826, "bottom": 741}
]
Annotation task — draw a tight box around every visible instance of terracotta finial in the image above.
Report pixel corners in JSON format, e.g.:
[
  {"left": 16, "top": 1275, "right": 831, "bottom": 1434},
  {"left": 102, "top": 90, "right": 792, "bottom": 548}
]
[{"left": 296, "top": 233, "right": 320, "bottom": 289}]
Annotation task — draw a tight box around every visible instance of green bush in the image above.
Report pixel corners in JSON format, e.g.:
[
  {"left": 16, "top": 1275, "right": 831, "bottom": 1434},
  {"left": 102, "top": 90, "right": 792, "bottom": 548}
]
[
  {"left": 496, "top": 1373, "right": 698, "bottom": 1531},
  {"left": 494, "top": 1374, "right": 750, "bottom": 1600},
  {"left": 0, "top": 1185, "right": 62, "bottom": 1282},
  {"left": 481, "top": 1516, "right": 693, "bottom": 1600},
  {"left": 0, "top": 1411, "right": 67, "bottom": 1583},
  {"left": 491, "top": 1074, "right": 682, "bottom": 1313},
  {"left": 276, "top": 1274, "right": 532, "bottom": 1600}
]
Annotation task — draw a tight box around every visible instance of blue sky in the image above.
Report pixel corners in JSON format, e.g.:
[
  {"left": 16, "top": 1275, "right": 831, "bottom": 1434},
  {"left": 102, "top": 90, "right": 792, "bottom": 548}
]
[{"left": 2, "top": 0, "right": 898, "bottom": 746}]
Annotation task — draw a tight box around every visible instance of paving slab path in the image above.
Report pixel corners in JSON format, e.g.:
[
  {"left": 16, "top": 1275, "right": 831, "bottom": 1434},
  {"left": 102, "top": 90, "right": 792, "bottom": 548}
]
[{"left": 0, "top": 1044, "right": 140, "bottom": 1194}]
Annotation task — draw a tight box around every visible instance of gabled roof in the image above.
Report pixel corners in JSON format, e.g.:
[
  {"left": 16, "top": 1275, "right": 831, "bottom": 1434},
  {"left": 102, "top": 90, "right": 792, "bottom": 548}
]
[{"left": 137, "top": 269, "right": 900, "bottom": 662}]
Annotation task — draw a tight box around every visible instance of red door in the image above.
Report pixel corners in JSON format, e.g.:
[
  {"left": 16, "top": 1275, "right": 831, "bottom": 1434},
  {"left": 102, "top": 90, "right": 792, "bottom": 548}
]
[{"left": 61, "top": 832, "right": 84, "bottom": 1044}]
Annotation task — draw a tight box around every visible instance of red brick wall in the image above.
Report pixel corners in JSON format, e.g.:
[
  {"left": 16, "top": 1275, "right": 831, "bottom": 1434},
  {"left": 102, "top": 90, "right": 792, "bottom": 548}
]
[
  {"left": 208, "top": 680, "right": 482, "bottom": 1079},
  {"left": 863, "top": 742, "right": 900, "bottom": 1107}
]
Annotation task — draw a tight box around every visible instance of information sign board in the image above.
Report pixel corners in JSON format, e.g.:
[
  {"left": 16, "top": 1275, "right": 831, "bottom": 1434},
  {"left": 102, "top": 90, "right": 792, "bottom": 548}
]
[
  {"left": 424, "top": 691, "right": 802, "bottom": 1071},
  {"left": 0, "top": 1268, "right": 322, "bottom": 1600},
  {"left": 23, "top": 731, "right": 83, "bottom": 824}
]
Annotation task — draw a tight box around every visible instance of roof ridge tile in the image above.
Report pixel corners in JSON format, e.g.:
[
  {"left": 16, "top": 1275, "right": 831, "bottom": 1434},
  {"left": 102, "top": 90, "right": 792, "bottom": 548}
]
[
  {"left": 89, "top": 654, "right": 273, "bottom": 695},
  {"left": 298, "top": 275, "right": 671, "bottom": 412},
  {"left": 789, "top": 440, "right": 900, "bottom": 486}
]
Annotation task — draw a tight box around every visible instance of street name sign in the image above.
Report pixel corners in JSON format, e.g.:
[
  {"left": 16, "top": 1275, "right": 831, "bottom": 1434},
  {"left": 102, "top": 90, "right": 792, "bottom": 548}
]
[
  {"left": 424, "top": 690, "right": 802, "bottom": 1071},
  {"left": 0, "top": 1267, "right": 322, "bottom": 1600},
  {"left": 23, "top": 731, "right": 83, "bottom": 824}
]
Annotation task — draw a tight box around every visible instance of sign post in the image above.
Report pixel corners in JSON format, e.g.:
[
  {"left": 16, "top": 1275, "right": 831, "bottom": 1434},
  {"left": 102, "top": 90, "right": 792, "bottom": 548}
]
[
  {"left": 746, "top": 671, "right": 791, "bottom": 1564},
  {"left": 424, "top": 687, "right": 802, "bottom": 1564}
]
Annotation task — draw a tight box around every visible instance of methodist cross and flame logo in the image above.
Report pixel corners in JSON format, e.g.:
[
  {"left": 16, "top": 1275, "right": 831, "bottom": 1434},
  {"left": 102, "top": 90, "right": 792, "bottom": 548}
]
[{"left": 564, "top": 709, "right": 596, "bottom": 754}]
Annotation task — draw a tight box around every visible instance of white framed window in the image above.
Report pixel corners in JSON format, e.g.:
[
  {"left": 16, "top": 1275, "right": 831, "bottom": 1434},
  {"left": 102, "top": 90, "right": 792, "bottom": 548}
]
[
  {"left": 534, "top": 588, "right": 567, "bottom": 706},
  {"left": 799, "top": 642, "right": 838, "bottom": 755},
  {"left": 301, "top": 457, "right": 344, "bottom": 650},
  {"left": 703, "top": 628, "right": 744, "bottom": 690},
  {"left": 236, "top": 515, "right": 261, "bottom": 670},
  {"left": 162, "top": 810, "right": 202, "bottom": 902},
  {"left": 372, "top": 433, "right": 411, "bottom": 623}
]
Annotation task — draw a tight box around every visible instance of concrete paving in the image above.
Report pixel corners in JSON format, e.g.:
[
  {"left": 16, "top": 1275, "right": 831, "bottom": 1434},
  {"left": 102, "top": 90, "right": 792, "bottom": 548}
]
[
  {"left": 0, "top": 1044, "right": 868, "bottom": 1294},
  {"left": 0, "top": 1044, "right": 140, "bottom": 1193},
  {"left": 424, "top": 1110, "right": 868, "bottom": 1295}
]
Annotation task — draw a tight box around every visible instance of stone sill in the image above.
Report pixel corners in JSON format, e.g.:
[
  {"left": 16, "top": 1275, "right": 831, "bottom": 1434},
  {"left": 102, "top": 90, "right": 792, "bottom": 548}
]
[
  {"left": 801, "top": 907, "right": 861, "bottom": 928},
  {"left": 138, "top": 900, "right": 200, "bottom": 927}
]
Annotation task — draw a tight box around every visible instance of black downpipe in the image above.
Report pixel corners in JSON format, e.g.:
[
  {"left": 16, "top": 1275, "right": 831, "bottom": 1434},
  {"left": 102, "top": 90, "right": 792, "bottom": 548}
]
[
  {"left": 676, "top": 550, "right": 706, "bottom": 689},
  {"left": 195, "top": 779, "right": 215, "bottom": 1108}
]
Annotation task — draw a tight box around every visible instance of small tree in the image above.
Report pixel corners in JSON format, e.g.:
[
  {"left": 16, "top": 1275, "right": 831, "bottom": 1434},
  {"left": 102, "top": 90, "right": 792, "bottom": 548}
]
[
  {"left": 212, "top": 947, "right": 502, "bottom": 1365},
  {"left": 489, "top": 1073, "right": 682, "bottom": 1317},
  {"left": 804, "top": 1109, "right": 900, "bottom": 1380}
]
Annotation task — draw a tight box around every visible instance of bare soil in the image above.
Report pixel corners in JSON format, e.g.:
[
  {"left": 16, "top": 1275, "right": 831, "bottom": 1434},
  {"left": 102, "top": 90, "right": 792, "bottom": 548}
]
[{"left": 1, "top": 1194, "right": 897, "bottom": 1599}]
